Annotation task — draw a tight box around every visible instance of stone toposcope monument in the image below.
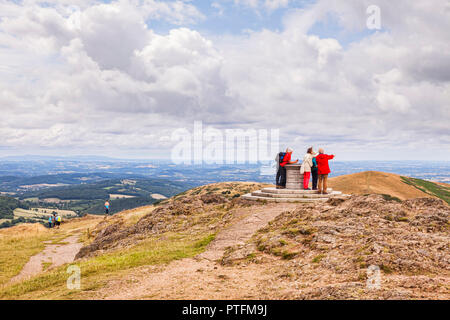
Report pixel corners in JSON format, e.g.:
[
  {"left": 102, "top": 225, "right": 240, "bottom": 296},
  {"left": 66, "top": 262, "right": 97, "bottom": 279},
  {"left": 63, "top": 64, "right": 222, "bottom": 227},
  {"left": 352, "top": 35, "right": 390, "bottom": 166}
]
[
  {"left": 285, "top": 164, "right": 303, "bottom": 190},
  {"left": 242, "top": 163, "right": 348, "bottom": 203}
]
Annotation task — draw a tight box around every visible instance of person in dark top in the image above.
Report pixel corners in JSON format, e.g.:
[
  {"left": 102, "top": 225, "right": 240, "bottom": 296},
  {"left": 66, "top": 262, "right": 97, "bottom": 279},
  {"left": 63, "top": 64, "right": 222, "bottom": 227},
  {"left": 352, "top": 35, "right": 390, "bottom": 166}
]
[
  {"left": 277, "top": 148, "right": 298, "bottom": 189},
  {"left": 311, "top": 154, "right": 319, "bottom": 190},
  {"left": 104, "top": 201, "right": 110, "bottom": 215}
]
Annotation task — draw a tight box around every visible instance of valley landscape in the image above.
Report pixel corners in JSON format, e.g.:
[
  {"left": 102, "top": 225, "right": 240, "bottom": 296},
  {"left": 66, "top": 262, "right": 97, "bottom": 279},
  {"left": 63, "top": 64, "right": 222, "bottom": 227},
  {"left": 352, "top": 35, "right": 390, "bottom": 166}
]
[
  {"left": 0, "top": 166, "right": 448, "bottom": 300},
  {"left": 1, "top": 159, "right": 449, "bottom": 228}
]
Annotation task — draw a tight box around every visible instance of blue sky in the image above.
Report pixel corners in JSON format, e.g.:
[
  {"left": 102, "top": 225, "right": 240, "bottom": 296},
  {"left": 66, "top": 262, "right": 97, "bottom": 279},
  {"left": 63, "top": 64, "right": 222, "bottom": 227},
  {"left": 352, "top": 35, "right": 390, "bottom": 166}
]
[
  {"left": 147, "top": 0, "right": 308, "bottom": 35},
  {"left": 143, "top": 0, "right": 377, "bottom": 48}
]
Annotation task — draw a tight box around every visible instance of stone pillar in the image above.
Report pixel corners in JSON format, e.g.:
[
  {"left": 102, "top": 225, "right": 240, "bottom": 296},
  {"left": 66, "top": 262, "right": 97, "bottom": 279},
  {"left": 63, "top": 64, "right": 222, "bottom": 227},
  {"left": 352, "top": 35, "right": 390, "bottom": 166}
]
[{"left": 285, "top": 164, "right": 303, "bottom": 190}]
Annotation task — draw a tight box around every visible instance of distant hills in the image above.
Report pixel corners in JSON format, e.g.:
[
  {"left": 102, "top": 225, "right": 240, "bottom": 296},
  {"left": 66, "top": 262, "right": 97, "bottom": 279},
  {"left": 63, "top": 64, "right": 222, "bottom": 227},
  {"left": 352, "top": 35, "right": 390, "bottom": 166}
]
[
  {"left": 0, "top": 177, "right": 196, "bottom": 228},
  {"left": 0, "top": 155, "right": 123, "bottom": 161},
  {"left": 328, "top": 171, "right": 450, "bottom": 203},
  {"left": 1, "top": 170, "right": 448, "bottom": 229}
]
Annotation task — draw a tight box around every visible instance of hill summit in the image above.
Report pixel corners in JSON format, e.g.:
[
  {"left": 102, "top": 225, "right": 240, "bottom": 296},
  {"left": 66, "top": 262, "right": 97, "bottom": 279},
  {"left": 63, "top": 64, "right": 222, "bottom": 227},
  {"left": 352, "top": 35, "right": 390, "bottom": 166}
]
[
  {"left": 329, "top": 171, "right": 449, "bottom": 203},
  {"left": 0, "top": 174, "right": 448, "bottom": 300}
]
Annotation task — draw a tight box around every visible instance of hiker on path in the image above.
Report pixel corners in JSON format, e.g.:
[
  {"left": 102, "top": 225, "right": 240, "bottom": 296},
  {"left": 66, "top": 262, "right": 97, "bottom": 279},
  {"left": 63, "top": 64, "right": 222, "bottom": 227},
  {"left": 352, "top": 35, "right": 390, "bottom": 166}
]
[
  {"left": 300, "top": 147, "right": 316, "bottom": 190},
  {"left": 316, "top": 148, "right": 335, "bottom": 194},
  {"left": 277, "top": 148, "right": 298, "bottom": 189},
  {"left": 104, "top": 201, "right": 110, "bottom": 215},
  {"left": 55, "top": 215, "right": 61, "bottom": 228},
  {"left": 48, "top": 216, "right": 53, "bottom": 228}
]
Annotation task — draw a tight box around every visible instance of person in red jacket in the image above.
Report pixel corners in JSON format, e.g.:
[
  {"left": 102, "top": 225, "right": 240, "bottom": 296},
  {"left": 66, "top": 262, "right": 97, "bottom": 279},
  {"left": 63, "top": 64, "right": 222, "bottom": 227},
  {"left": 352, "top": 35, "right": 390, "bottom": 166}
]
[
  {"left": 315, "top": 148, "right": 335, "bottom": 194},
  {"left": 278, "top": 148, "right": 298, "bottom": 189}
]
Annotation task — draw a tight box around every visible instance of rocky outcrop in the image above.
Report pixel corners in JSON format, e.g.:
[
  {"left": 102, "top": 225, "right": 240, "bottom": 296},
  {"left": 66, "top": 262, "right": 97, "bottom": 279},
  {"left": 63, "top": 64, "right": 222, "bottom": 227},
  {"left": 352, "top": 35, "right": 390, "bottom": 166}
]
[
  {"left": 231, "top": 194, "right": 449, "bottom": 297},
  {"left": 75, "top": 191, "right": 250, "bottom": 259},
  {"left": 74, "top": 182, "right": 449, "bottom": 299}
]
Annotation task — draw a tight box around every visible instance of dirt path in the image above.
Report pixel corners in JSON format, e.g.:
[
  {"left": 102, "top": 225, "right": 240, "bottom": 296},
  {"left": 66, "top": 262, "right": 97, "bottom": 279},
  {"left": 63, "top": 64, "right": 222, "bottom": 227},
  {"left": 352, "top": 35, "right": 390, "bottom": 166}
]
[
  {"left": 97, "top": 203, "right": 298, "bottom": 299},
  {"left": 11, "top": 234, "right": 83, "bottom": 283},
  {"left": 198, "top": 203, "right": 297, "bottom": 261}
]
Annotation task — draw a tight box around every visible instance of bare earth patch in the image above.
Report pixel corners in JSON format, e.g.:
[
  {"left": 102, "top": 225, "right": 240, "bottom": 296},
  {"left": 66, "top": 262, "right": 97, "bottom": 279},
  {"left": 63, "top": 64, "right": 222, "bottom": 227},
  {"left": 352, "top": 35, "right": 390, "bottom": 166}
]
[
  {"left": 10, "top": 234, "right": 83, "bottom": 283},
  {"left": 88, "top": 194, "right": 449, "bottom": 300},
  {"left": 92, "top": 203, "right": 298, "bottom": 299}
]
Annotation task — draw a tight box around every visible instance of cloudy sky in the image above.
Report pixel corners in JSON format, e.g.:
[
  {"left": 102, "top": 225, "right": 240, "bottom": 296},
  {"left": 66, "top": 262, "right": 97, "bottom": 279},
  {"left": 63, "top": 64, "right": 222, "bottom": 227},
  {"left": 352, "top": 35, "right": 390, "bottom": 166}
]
[{"left": 1, "top": 0, "right": 449, "bottom": 160}]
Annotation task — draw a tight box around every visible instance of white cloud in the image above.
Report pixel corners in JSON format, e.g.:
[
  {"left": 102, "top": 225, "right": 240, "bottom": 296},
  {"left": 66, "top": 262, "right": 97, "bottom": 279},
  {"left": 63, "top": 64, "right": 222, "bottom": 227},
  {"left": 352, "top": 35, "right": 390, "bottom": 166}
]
[
  {"left": 264, "top": 0, "right": 290, "bottom": 11},
  {"left": 232, "top": 0, "right": 292, "bottom": 11},
  {"left": 0, "top": 0, "right": 449, "bottom": 159}
]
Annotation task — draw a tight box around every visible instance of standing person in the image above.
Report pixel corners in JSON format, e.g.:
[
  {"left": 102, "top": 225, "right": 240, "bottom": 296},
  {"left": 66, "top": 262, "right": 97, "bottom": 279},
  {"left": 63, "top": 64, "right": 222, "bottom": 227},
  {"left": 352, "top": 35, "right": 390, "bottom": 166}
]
[
  {"left": 300, "top": 147, "right": 315, "bottom": 190},
  {"left": 55, "top": 215, "right": 61, "bottom": 228},
  {"left": 104, "top": 200, "right": 110, "bottom": 215},
  {"left": 316, "top": 148, "right": 335, "bottom": 194},
  {"left": 311, "top": 155, "right": 319, "bottom": 190},
  {"left": 275, "top": 151, "right": 287, "bottom": 188},
  {"left": 278, "top": 148, "right": 299, "bottom": 189},
  {"left": 48, "top": 216, "right": 53, "bottom": 228}
]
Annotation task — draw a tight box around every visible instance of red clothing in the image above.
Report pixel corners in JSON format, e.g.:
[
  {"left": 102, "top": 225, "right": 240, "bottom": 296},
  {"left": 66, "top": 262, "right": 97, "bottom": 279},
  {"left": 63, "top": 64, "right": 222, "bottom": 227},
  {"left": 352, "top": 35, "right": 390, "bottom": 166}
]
[
  {"left": 280, "top": 152, "right": 291, "bottom": 167},
  {"left": 303, "top": 172, "right": 311, "bottom": 189},
  {"left": 316, "top": 154, "right": 334, "bottom": 175}
]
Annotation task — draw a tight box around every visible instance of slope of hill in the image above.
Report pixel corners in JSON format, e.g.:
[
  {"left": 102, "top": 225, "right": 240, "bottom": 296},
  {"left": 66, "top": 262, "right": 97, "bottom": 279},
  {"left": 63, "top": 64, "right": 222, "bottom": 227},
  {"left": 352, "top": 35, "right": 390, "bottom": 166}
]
[
  {"left": 400, "top": 176, "right": 450, "bottom": 204},
  {"left": 0, "top": 179, "right": 448, "bottom": 300},
  {"left": 328, "top": 171, "right": 449, "bottom": 201}
]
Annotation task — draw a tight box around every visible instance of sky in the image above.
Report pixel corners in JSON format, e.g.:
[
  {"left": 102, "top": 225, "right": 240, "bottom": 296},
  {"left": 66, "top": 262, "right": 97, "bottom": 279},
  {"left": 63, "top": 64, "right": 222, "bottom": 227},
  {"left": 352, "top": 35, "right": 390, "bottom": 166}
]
[{"left": 0, "top": 0, "right": 449, "bottom": 161}]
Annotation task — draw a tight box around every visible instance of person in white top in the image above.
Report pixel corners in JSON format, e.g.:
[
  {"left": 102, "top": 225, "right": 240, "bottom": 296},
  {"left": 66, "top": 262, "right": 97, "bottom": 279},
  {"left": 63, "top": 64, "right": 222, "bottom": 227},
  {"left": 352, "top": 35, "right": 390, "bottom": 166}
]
[{"left": 300, "top": 147, "right": 317, "bottom": 190}]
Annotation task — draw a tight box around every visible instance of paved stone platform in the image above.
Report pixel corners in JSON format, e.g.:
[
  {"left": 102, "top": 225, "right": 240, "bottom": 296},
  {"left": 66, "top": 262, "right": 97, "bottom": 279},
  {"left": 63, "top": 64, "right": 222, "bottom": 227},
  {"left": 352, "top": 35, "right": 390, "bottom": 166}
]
[{"left": 242, "top": 187, "right": 349, "bottom": 203}]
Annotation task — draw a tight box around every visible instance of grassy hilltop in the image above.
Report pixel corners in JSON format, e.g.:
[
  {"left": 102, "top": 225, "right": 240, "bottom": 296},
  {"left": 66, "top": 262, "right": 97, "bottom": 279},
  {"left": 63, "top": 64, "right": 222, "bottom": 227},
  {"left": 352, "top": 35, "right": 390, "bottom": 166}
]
[
  {"left": 0, "top": 173, "right": 448, "bottom": 300},
  {"left": 328, "top": 171, "right": 450, "bottom": 204}
]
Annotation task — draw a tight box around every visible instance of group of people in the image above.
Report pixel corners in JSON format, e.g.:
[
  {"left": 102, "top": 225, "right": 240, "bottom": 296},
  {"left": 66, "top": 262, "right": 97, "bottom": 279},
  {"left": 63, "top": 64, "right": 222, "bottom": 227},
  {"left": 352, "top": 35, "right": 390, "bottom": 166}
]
[
  {"left": 276, "top": 147, "right": 335, "bottom": 194},
  {"left": 48, "top": 212, "right": 62, "bottom": 229}
]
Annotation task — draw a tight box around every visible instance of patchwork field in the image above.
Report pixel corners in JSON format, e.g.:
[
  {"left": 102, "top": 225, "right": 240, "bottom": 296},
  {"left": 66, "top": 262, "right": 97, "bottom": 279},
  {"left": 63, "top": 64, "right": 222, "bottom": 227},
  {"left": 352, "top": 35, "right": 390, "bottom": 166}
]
[
  {"left": 13, "top": 208, "right": 77, "bottom": 221},
  {"left": 109, "top": 194, "right": 136, "bottom": 200},
  {"left": 151, "top": 193, "right": 167, "bottom": 200}
]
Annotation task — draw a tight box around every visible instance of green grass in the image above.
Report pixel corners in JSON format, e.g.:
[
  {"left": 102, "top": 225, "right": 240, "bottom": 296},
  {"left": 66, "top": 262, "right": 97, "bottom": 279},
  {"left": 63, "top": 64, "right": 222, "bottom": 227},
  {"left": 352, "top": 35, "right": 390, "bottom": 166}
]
[
  {"left": 0, "top": 231, "right": 216, "bottom": 299},
  {"left": 401, "top": 176, "right": 450, "bottom": 204},
  {"left": 193, "top": 233, "right": 216, "bottom": 248},
  {"left": 281, "top": 250, "right": 298, "bottom": 260},
  {"left": 380, "top": 194, "right": 402, "bottom": 203},
  {"left": 41, "top": 261, "right": 52, "bottom": 272},
  {"left": 312, "top": 254, "right": 325, "bottom": 263},
  {"left": 0, "top": 234, "right": 50, "bottom": 285}
]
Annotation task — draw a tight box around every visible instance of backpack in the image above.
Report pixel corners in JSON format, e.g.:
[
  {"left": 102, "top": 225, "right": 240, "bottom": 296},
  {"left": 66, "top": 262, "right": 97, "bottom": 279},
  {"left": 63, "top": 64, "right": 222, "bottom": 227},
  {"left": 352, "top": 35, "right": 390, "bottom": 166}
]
[{"left": 278, "top": 152, "right": 286, "bottom": 164}]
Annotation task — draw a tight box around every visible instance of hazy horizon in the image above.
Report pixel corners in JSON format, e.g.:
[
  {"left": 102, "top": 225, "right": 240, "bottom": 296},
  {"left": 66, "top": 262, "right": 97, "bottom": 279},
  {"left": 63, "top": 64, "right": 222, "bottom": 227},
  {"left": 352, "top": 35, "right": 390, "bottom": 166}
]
[{"left": 2, "top": 154, "right": 450, "bottom": 162}]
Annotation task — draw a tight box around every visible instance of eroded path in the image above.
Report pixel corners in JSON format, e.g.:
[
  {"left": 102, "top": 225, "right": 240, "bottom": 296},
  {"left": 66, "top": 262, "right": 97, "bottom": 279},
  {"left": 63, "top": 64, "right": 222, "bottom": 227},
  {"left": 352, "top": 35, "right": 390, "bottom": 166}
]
[
  {"left": 11, "top": 234, "right": 83, "bottom": 283},
  {"left": 97, "top": 203, "right": 298, "bottom": 299}
]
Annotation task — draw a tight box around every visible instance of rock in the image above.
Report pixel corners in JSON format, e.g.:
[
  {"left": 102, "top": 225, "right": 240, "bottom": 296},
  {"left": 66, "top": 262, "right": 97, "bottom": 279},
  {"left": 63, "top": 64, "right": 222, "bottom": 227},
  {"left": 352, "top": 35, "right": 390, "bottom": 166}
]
[{"left": 200, "top": 194, "right": 228, "bottom": 204}]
